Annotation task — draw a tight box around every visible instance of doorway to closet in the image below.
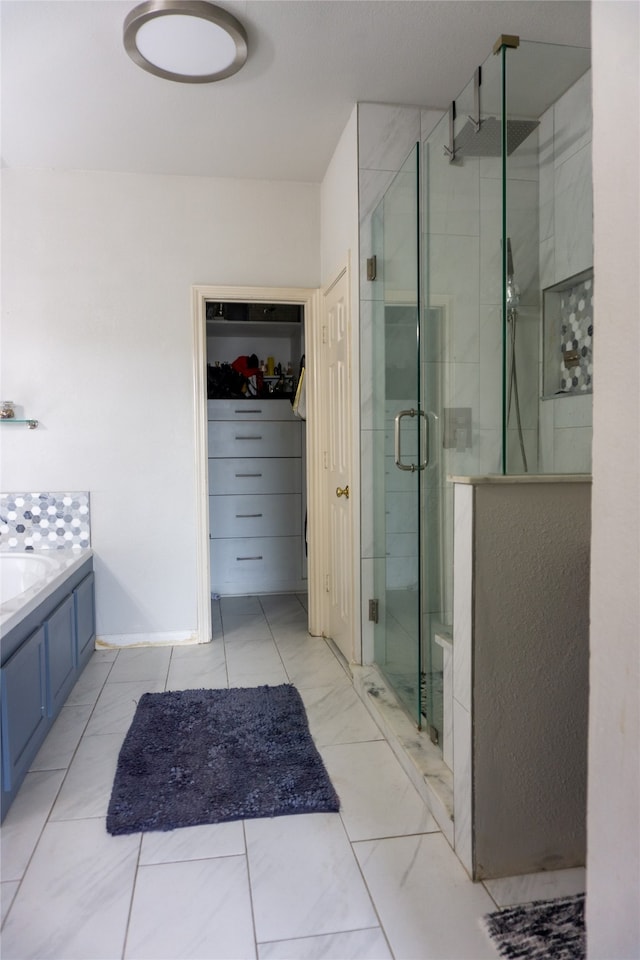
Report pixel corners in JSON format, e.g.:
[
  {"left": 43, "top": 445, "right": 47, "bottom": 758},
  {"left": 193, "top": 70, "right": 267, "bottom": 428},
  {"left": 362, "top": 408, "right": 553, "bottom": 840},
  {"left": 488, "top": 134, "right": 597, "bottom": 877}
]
[{"left": 192, "top": 285, "right": 321, "bottom": 646}]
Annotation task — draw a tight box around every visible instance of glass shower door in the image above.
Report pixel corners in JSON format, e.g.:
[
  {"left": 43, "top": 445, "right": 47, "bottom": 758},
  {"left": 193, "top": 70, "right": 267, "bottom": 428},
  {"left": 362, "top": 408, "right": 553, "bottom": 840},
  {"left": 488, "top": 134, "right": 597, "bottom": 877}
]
[{"left": 372, "top": 144, "right": 423, "bottom": 725}]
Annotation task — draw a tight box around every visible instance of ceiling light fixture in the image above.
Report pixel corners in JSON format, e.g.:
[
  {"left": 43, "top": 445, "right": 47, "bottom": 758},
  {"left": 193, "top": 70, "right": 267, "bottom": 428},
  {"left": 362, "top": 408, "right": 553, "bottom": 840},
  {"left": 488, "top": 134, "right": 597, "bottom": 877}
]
[{"left": 123, "top": 0, "right": 248, "bottom": 83}]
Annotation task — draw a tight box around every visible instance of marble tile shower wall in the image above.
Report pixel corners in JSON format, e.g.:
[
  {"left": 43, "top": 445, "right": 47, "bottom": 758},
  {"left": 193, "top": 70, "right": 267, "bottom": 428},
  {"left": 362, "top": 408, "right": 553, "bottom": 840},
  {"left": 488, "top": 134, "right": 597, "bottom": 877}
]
[
  {"left": 426, "top": 103, "right": 543, "bottom": 481},
  {"left": 420, "top": 105, "right": 543, "bottom": 613},
  {"left": 0, "top": 492, "right": 90, "bottom": 551},
  {"left": 538, "top": 70, "right": 593, "bottom": 474}
]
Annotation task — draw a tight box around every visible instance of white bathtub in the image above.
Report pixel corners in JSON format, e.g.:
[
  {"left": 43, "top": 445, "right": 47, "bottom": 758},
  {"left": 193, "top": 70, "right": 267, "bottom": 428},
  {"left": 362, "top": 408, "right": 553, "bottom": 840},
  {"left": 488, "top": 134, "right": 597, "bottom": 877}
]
[{"left": 0, "top": 550, "right": 93, "bottom": 635}]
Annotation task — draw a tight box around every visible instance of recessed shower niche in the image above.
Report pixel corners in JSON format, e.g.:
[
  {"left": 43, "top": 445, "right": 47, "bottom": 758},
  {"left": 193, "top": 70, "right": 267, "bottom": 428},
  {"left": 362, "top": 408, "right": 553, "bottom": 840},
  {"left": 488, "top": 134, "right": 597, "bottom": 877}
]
[{"left": 543, "top": 268, "right": 594, "bottom": 398}]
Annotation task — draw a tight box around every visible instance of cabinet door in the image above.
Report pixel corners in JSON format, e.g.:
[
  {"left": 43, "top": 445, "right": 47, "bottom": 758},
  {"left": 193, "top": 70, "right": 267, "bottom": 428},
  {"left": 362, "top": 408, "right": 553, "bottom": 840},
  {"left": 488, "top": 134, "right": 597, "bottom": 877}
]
[
  {"left": 46, "top": 595, "right": 76, "bottom": 717},
  {"left": 1, "top": 626, "right": 47, "bottom": 792},
  {"left": 74, "top": 573, "right": 95, "bottom": 669}
]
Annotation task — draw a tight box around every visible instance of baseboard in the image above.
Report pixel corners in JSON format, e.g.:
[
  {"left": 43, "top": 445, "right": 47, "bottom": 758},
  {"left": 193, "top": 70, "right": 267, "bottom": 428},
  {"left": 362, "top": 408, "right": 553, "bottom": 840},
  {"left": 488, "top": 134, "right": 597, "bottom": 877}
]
[{"left": 96, "top": 630, "right": 202, "bottom": 649}]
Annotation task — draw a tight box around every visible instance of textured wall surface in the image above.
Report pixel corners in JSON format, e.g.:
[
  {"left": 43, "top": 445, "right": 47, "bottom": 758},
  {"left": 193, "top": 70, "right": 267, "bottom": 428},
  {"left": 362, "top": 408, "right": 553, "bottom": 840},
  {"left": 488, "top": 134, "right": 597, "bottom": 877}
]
[
  {"left": 587, "top": 3, "right": 640, "bottom": 956},
  {"left": 472, "top": 481, "right": 591, "bottom": 879}
]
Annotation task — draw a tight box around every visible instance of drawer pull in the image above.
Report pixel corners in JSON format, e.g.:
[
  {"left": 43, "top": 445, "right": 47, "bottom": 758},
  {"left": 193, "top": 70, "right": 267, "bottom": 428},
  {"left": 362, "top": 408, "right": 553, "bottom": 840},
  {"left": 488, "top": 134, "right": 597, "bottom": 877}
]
[
  {"left": 235, "top": 435, "right": 263, "bottom": 440},
  {"left": 236, "top": 513, "right": 263, "bottom": 518},
  {"left": 236, "top": 555, "right": 263, "bottom": 561},
  {"left": 235, "top": 409, "right": 263, "bottom": 414},
  {"left": 235, "top": 472, "right": 262, "bottom": 478}
]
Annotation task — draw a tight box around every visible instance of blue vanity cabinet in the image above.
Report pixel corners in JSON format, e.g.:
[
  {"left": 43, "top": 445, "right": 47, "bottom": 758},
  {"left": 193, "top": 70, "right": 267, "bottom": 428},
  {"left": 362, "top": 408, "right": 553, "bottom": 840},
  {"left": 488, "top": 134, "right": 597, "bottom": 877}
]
[
  {"left": 0, "top": 625, "right": 47, "bottom": 794},
  {"left": 74, "top": 572, "right": 95, "bottom": 670},
  {"left": 46, "top": 594, "right": 77, "bottom": 717},
  {"left": 1, "top": 555, "right": 95, "bottom": 821}
]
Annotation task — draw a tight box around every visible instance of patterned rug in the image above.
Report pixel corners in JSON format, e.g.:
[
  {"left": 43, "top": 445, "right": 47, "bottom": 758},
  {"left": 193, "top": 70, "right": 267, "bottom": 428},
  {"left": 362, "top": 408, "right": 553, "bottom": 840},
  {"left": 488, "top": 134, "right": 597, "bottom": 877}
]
[
  {"left": 484, "top": 894, "right": 585, "bottom": 960},
  {"left": 106, "top": 684, "right": 340, "bottom": 835}
]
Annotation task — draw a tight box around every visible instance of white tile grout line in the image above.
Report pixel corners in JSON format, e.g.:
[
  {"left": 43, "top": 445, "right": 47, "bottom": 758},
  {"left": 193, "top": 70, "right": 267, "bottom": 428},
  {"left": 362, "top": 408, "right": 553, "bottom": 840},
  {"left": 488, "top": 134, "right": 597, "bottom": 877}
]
[
  {"left": 1, "top": 651, "right": 118, "bottom": 930},
  {"left": 121, "top": 833, "right": 144, "bottom": 960}
]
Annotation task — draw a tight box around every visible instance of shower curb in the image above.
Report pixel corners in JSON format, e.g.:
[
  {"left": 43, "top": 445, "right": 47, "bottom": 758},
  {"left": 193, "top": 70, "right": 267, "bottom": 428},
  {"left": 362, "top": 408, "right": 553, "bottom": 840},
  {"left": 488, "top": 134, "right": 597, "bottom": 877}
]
[{"left": 350, "top": 663, "right": 455, "bottom": 848}]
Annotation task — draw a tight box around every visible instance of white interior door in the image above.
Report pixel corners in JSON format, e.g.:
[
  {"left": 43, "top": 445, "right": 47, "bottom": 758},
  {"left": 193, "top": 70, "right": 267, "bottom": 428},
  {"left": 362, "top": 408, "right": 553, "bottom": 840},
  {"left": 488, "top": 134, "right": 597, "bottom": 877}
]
[{"left": 323, "top": 267, "right": 353, "bottom": 661}]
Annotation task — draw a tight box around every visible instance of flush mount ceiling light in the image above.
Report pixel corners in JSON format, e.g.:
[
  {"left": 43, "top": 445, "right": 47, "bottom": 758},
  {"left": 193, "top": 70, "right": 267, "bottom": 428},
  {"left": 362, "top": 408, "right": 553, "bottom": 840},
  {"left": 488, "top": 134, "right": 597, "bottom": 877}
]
[{"left": 123, "top": 0, "right": 248, "bottom": 83}]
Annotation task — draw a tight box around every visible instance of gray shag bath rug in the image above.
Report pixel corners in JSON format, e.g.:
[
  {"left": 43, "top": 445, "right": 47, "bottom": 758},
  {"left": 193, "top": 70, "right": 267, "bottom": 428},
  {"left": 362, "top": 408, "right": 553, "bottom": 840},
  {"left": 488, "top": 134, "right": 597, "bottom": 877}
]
[
  {"left": 106, "top": 684, "right": 339, "bottom": 835},
  {"left": 484, "top": 894, "right": 585, "bottom": 960}
]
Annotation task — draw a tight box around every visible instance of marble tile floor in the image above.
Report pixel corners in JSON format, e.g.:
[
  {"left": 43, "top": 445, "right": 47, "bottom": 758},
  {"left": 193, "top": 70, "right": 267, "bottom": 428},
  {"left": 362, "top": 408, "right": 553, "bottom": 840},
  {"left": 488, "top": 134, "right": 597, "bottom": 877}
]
[{"left": 0, "top": 593, "right": 586, "bottom": 960}]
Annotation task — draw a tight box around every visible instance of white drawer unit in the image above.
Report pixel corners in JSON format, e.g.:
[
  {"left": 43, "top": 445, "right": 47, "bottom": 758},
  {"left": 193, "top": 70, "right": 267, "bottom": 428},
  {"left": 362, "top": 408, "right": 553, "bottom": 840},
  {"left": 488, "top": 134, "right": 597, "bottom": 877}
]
[
  {"left": 208, "top": 397, "right": 306, "bottom": 596},
  {"left": 209, "top": 493, "right": 302, "bottom": 539}
]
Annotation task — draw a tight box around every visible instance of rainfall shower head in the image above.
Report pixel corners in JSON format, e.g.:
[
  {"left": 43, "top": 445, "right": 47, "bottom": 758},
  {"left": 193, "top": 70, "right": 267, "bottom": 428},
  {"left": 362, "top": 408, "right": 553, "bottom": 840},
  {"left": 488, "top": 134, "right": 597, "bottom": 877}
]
[{"left": 454, "top": 116, "right": 539, "bottom": 158}]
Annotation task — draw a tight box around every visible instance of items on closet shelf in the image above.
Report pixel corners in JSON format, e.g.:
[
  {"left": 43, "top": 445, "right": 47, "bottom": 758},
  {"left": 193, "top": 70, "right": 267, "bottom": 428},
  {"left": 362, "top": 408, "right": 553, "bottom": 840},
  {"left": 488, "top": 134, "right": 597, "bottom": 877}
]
[{"left": 292, "top": 355, "right": 306, "bottom": 420}]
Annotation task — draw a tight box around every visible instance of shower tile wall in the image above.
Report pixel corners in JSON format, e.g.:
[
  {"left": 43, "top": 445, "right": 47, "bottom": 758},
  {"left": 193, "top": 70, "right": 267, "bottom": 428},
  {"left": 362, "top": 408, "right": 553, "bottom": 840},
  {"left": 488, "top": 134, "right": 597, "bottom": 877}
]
[
  {"left": 423, "top": 103, "right": 542, "bottom": 614},
  {"left": 538, "top": 70, "right": 593, "bottom": 474},
  {"left": 0, "top": 492, "right": 91, "bottom": 551}
]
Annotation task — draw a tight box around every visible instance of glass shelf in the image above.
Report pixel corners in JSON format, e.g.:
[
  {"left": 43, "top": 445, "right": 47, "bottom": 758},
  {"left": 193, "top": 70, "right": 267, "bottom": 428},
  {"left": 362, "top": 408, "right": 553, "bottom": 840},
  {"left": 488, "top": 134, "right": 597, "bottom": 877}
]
[{"left": 0, "top": 418, "right": 39, "bottom": 429}]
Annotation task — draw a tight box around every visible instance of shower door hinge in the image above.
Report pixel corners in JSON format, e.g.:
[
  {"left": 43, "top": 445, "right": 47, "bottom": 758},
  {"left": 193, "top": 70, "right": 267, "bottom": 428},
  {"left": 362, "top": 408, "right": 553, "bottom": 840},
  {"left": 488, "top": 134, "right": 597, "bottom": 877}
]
[
  {"left": 366, "top": 256, "right": 377, "bottom": 281},
  {"left": 368, "top": 599, "right": 379, "bottom": 623}
]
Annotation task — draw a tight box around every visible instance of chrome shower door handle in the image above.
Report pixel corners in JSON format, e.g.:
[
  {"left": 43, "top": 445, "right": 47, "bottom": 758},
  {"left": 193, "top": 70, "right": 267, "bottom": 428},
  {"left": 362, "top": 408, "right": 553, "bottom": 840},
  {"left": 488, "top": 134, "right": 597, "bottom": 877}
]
[
  {"left": 421, "top": 409, "right": 430, "bottom": 469},
  {"left": 394, "top": 409, "right": 411, "bottom": 471},
  {"left": 394, "top": 408, "right": 429, "bottom": 472}
]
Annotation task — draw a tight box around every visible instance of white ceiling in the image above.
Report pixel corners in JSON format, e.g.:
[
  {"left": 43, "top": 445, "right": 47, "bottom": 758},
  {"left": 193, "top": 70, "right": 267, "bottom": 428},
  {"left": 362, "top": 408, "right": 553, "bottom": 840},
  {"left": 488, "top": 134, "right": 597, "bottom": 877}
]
[{"left": 1, "top": 0, "right": 591, "bottom": 183}]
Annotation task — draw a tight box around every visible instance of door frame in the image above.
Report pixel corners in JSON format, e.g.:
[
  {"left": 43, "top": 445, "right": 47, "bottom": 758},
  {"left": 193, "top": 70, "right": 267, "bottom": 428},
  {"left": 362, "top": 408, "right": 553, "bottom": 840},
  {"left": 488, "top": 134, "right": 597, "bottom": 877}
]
[{"left": 191, "top": 284, "right": 321, "bottom": 643}]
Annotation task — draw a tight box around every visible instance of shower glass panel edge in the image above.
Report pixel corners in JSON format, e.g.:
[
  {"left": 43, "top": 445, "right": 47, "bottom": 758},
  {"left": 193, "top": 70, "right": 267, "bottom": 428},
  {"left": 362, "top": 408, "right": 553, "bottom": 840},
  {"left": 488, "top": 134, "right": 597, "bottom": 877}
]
[{"left": 371, "top": 143, "right": 422, "bottom": 729}]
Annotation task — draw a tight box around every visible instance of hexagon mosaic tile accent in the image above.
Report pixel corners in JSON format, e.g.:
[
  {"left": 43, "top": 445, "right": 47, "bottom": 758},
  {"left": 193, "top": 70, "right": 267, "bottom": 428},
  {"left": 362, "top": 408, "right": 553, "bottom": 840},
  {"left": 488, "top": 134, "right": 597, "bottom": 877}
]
[
  {"left": 0, "top": 492, "right": 90, "bottom": 552},
  {"left": 560, "top": 277, "right": 594, "bottom": 394}
]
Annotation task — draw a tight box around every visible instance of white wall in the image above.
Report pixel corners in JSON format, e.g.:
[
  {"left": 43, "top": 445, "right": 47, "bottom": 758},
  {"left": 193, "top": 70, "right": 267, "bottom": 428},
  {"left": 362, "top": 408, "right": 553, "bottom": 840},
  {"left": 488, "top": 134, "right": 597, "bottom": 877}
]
[
  {"left": 320, "top": 105, "right": 358, "bottom": 290},
  {"left": 587, "top": 3, "right": 640, "bottom": 957},
  {"left": 0, "top": 169, "right": 320, "bottom": 641}
]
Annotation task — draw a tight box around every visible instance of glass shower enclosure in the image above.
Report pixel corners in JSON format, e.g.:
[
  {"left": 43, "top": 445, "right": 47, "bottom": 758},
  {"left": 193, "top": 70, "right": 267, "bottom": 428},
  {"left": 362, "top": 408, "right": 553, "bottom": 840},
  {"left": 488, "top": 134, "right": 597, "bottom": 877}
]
[{"left": 367, "top": 37, "right": 592, "bottom": 746}]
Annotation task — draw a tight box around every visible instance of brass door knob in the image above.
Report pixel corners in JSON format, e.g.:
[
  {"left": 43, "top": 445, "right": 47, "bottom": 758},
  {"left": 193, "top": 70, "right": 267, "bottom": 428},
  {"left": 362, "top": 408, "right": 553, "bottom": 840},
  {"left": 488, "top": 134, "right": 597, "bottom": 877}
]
[{"left": 336, "top": 485, "right": 350, "bottom": 499}]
